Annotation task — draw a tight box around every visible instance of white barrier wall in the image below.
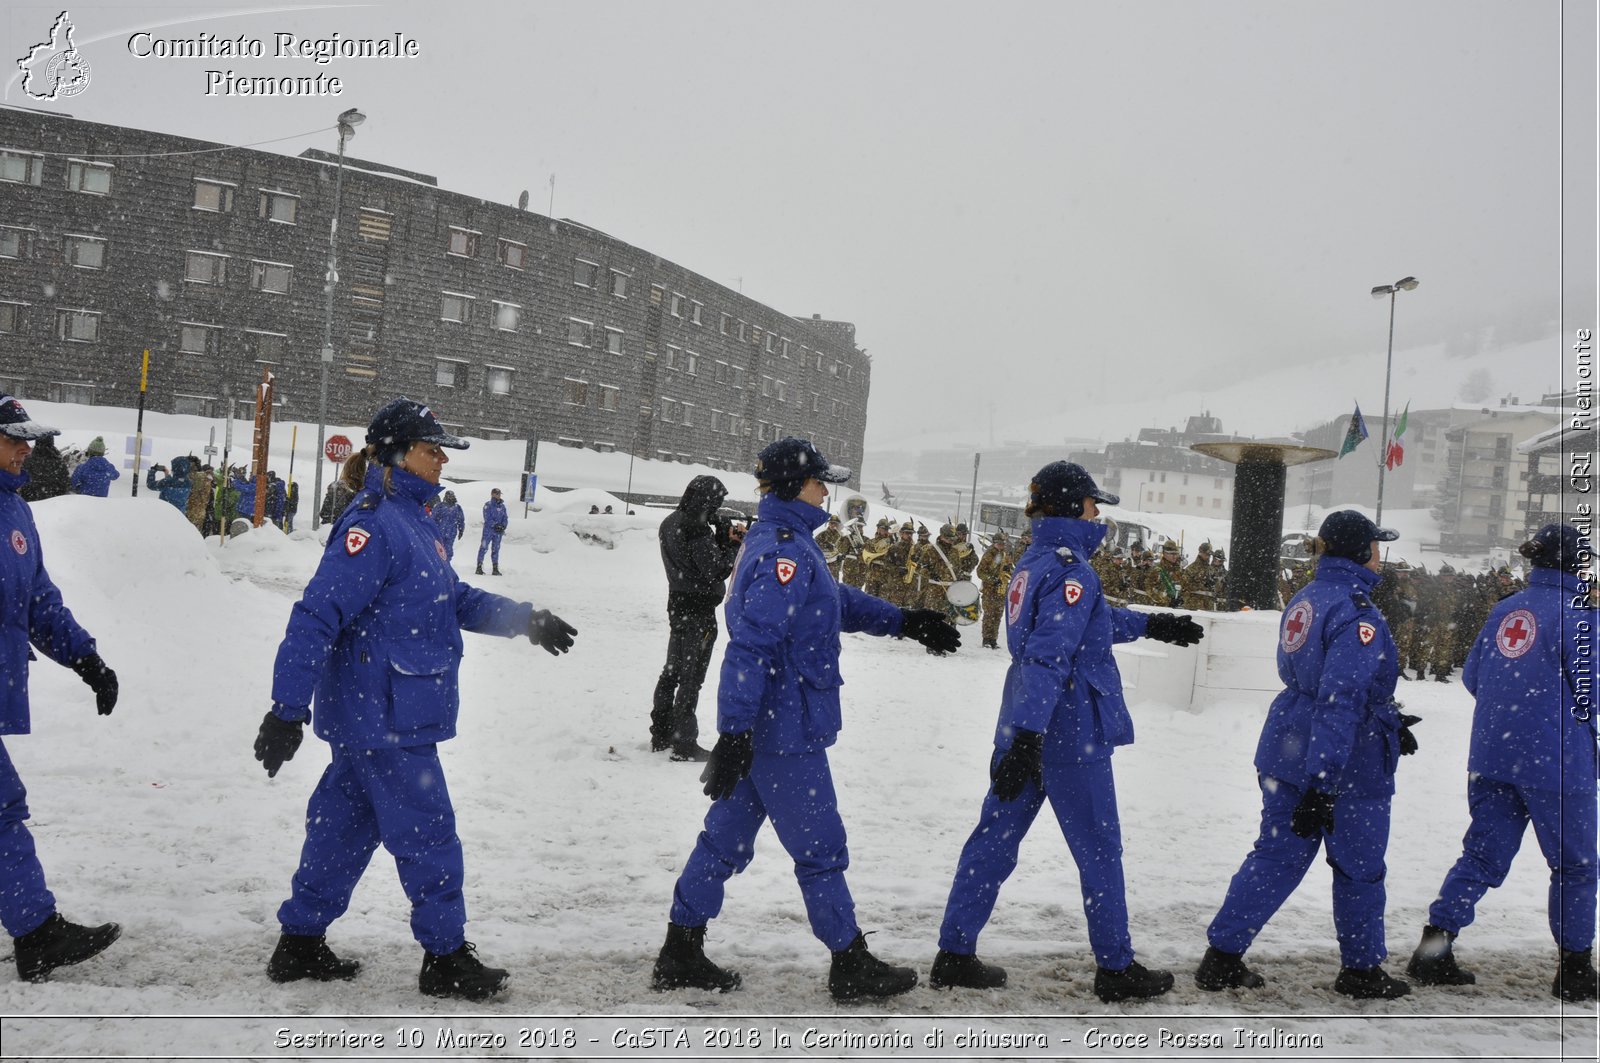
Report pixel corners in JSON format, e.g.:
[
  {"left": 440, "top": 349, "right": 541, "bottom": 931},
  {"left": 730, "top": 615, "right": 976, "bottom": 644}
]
[{"left": 1113, "top": 608, "right": 1282, "bottom": 714}]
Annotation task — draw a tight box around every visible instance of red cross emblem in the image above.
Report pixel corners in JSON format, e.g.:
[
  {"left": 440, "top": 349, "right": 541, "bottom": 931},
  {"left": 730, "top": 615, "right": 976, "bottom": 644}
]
[
  {"left": 1282, "top": 600, "right": 1314, "bottom": 653},
  {"left": 9, "top": 528, "right": 25, "bottom": 555},
  {"left": 435, "top": 539, "right": 448, "bottom": 562},
  {"left": 344, "top": 527, "right": 370, "bottom": 556},
  {"left": 1006, "top": 569, "right": 1031, "bottom": 625},
  {"left": 1357, "top": 621, "right": 1377, "bottom": 646},
  {"left": 1063, "top": 579, "right": 1083, "bottom": 606},
  {"left": 775, "top": 557, "right": 797, "bottom": 585},
  {"left": 1495, "top": 609, "right": 1537, "bottom": 659}
]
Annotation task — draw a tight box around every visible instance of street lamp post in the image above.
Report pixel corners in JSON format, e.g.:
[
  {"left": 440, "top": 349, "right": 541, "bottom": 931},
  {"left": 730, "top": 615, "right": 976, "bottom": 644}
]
[
  {"left": 1370, "top": 275, "right": 1419, "bottom": 525},
  {"left": 311, "top": 107, "right": 365, "bottom": 531}
]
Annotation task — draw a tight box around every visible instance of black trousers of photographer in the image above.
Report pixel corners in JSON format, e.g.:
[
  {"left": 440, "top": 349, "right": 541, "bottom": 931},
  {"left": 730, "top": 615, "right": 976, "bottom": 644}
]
[{"left": 651, "top": 600, "right": 720, "bottom": 752}]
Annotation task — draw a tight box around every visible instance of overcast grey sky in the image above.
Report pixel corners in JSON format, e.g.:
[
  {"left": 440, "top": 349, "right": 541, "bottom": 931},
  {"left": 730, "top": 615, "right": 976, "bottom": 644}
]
[{"left": 5, "top": 0, "right": 1589, "bottom": 447}]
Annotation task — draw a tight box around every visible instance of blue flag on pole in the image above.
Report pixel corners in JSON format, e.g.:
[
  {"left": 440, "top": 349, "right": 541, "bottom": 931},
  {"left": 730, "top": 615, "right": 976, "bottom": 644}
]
[{"left": 1338, "top": 403, "right": 1369, "bottom": 458}]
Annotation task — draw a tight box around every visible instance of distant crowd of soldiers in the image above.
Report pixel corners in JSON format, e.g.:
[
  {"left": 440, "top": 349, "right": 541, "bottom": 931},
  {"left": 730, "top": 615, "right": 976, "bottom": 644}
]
[
  {"left": 1371, "top": 560, "right": 1527, "bottom": 682},
  {"left": 817, "top": 515, "right": 981, "bottom": 614}
]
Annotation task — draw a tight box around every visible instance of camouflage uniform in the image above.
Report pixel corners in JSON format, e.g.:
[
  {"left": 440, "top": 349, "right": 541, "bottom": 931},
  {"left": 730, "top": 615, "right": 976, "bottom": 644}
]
[
  {"left": 950, "top": 524, "right": 980, "bottom": 582},
  {"left": 1125, "top": 542, "right": 1157, "bottom": 605},
  {"left": 1181, "top": 543, "right": 1216, "bottom": 611},
  {"left": 861, "top": 518, "right": 896, "bottom": 599},
  {"left": 976, "top": 532, "right": 1014, "bottom": 649},
  {"left": 815, "top": 517, "right": 844, "bottom": 581},
  {"left": 1151, "top": 541, "right": 1185, "bottom": 609},
  {"left": 879, "top": 521, "right": 918, "bottom": 608},
  {"left": 912, "top": 525, "right": 947, "bottom": 611},
  {"left": 836, "top": 519, "right": 869, "bottom": 589},
  {"left": 1209, "top": 550, "right": 1230, "bottom": 611}
]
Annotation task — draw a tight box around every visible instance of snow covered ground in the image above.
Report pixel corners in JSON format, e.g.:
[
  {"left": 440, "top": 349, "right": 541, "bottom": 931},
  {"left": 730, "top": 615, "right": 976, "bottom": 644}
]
[{"left": 1, "top": 486, "right": 1594, "bottom": 1061}]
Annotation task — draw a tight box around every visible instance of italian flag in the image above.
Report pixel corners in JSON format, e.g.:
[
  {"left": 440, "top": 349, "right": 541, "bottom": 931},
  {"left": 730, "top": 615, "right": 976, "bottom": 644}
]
[{"left": 1385, "top": 403, "right": 1409, "bottom": 471}]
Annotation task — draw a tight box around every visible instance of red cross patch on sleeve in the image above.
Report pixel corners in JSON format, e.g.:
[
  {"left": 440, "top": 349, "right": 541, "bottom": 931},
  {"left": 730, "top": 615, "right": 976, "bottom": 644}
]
[
  {"left": 1357, "top": 621, "right": 1376, "bottom": 646},
  {"left": 1062, "top": 579, "right": 1084, "bottom": 605},
  {"left": 775, "top": 557, "right": 797, "bottom": 585},
  {"left": 345, "top": 527, "right": 371, "bottom": 555}
]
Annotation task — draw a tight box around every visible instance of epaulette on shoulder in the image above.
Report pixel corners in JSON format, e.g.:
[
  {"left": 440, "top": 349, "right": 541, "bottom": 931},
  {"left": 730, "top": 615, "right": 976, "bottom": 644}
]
[
  {"left": 1351, "top": 590, "right": 1373, "bottom": 610},
  {"left": 776, "top": 527, "right": 795, "bottom": 542},
  {"left": 1055, "top": 546, "right": 1078, "bottom": 563}
]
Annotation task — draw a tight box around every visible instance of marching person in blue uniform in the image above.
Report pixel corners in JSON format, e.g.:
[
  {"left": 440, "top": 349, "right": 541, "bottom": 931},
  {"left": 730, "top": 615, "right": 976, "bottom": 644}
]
[
  {"left": 431, "top": 490, "right": 466, "bottom": 561},
  {"left": 1198, "top": 509, "right": 1416, "bottom": 999},
  {"left": 253, "top": 398, "right": 578, "bottom": 1001},
  {"left": 476, "top": 488, "right": 509, "bottom": 575},
  {"left": 651, "top": 437, "right": 961, "bottom": 1001},
  {"left": 0, "top": 395, "right": 123, "bottom": 982},
  {"left": 931, "top": 461, "right": 1202, "bottom": 1001},
  {"left": 69, "top": 437, "right": 120, "bottom": 497},
  {"left": 1407, "top": 523, "right": 1598, "bottom": 1001}
]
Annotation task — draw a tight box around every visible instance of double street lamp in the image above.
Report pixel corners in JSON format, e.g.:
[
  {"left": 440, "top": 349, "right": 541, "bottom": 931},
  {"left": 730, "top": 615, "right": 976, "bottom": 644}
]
[
  {"left": 311, "top": 107, "right": 365, "bottom": 530},
  {"left": 1370, "top": 275, "right": 1419, "bottom": 525}
]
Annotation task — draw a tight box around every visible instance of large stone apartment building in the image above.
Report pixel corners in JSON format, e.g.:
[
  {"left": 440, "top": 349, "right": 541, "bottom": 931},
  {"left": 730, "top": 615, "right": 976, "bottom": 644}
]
[{"left": 0, "top": 107, "right": 871, "bottom": 476}]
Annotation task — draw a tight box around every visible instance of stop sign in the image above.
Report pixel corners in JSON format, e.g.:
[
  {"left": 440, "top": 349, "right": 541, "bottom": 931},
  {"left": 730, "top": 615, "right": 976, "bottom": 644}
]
[{"left": 324, "top": 435, "right": 354, "bottom": 464}]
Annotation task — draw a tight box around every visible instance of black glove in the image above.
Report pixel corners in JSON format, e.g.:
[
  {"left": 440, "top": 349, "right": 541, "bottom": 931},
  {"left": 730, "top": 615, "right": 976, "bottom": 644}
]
[
  {"left": 70, "top": 654, "right": 118, "bottom": 716},
  {"left": 700, "top": 730, "right": 754, "bottom": 800},
  {"left": 254, "top": 712, "right": 304, "bottom": 778},
  {"left": 992, "top": 729, "right": 1045, "bottom": 802},
  {"left": 899, "top": 608, "right": 961, "bottom": 653},
  {"left": 493, "top": 523, "right": 507, "bottom": 534},
  {"left": 1145, "top": 612, "right": 1205, "bottom": 646},
  {"left": 1399, "top": 713, "right": 1422, "bottom": 756},
  {"left": 1291, "top": 789, "right": 1337, "bottom": 838},
  {"left": 528, "top": 609, "right": 578, "bottom": 655}
]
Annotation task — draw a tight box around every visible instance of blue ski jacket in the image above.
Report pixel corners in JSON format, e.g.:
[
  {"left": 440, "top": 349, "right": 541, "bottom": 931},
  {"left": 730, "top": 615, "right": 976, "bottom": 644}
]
[
  {"left": 70, "top": 455, "right": 120, "bottom": 497},
  {"left": 1463, "top": 567, "right": 1599, "bottom": 794},
  {"left": 270, "top": 465, "right": 533, "bottom": 748},
  {"left": 0, "top": 469, "right": 96, "bottom": 733},
  {"left": 1255, "top": 555, "right": 1403, "bottom": 797},
  {"left": 146, "top": 457, "right": 192, "bottom": 513},
  {"left": 998, "top": 515, "right": 1149, "bottom": 761},
  {"left": 482, "top": 498, "right": 508, "bottom": 537},
  {"left": 432, "top": 501, "right": 465, "bottom": 541},
  {"left": 716, "top": 493, "right": 902, "bottom": 754}
]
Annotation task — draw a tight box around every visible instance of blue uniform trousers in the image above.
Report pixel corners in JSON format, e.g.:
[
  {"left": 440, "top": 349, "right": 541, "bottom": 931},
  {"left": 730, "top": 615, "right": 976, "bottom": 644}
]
[
  {"left": 476, "top": 533, "right": 502, "bottom": 567},
  {"left": 938, "top": 756, "right": 1134, "bottom": 970},
  {"left": 669, "top": 749, "right": 858, "bottom": 952},
  {"left": 1429, "top": 776, "right": 1598, "bottom": 952},
  {"left": 0, "top": 740, "right": 55, "bottom": 938},
  {"left": 277, "top": 745, "right": 467, "bottom": 956},
  {"left": 1208, "top": 777, "right": 1391, "bottom": 969}
]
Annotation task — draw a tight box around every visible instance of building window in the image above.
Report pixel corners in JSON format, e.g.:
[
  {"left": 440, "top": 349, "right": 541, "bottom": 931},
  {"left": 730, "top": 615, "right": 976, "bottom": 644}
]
[
  {"left": 55, "top": 309, "right": 100, "bottom": 343},
  {"left": 257, "top": 190, "right": 298, "bottom": 224},
  {"left": 63, "top": 235, "right": 106, "bottom": 270},
  {"left": 1179, "top": 495, "right": 1187, "bottom": 506},
  {"left": 765, "top": 332, "right": 777, "bottom": 354},
  {"left": 659, "top": 397, "right": 678, "bottom": 424},
  {"left": 567, "top": 318, "right": 594, "bottom": 347},
  {"left": 670, "top": 292, "right": 685, "bottom": 318},
  {"left": 179, "top": 323, "right": 220, "bottom": 356},
  {"left": 440, "top": 292, "right": 473, "bottom": 323},
  {"left": 496, "top": 238, "right": 527, "bottom": 269},
  {"left": 599, "top": 385, "right": 620, "bottom": 412},
  {"left": 48, "top": 381, "right": 95, "bottom": 404},
  {"left": 0, "top": 227, "right": 32, "bottom": 259},
  {"left": 663, "top": 346, "right": 681, "bottom": 371},
  {"left": 492, "top": 301, "right": 521, "bottom": 332},
  {"left": 184, "top": 251, "right": 228, "bottom": 286},
  {"left": 244, "top": 331, "right": 287, "bottom": 362},
  {"left": 738, "top": 320, "right": 748, "bottom": 342},
  {"left": 610, "top": 270, "right": 630, "bottom": 298},
  {"left": 752, "top": 326, "right": 763, "bottom": 348},
  {"left": 447, "top": 227, "right": 478, "bottom": 257},
  {"left": 719, "top": 312, "right": 731, "bottom": 335},
  {"left": 564, "top": 378, "right": 588, "bottom": 406},
  {"left": 650, "top": 284, "right": 665, "bottom": 306},
  {"left": 0, "top": 302, "right": 23, "bottom": 334},
  {"left": 681, "top": 402, "right": 695, "bottom": 427},
  {"left": 573, "top": 259, "right": 599, "bottom": 287},
  {"left": 0, "top": 150, "right": 43, "bottom": 186},
  {"left": 434, "top": 359, "right": 464, "bottom": 387},
  {"left": 1213, "top": 498, "right": 1222, "bottom": 509},
  {"left": 486, "top": 366, "right": 513, "bottom": 396},
  {"left": 192, "top": 179, "right": 235, "bottom": 213},
  {"left": 682, "top": 350, "right": 698, "bottom": 376},
  {"left": 173, "top": 394, "right": 217, "bottom": 417},
  {"left": 67, "top": 160, "right": 113, "bottom": 195},
  {"left": 690, "top": 301, "right": 704, "bottom": 325},
  {"left": 249, "top": 261, "right": 292, "bottom": 294},
  {"left": 604, "top": 328, "right": 624, "bottom": 355}
]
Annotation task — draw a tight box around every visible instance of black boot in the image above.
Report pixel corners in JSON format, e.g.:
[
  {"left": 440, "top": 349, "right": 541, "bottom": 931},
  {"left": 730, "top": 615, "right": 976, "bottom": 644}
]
[
  {"left": 828, "top": 933, "right": 918, "bottom": 1001},
  {"left": 1406, "top": 925, "right": 1474, "bottom": 986},
  {"left": 1195, "top": 945, "right": 1265, "bottom": 991},
  {"left": 1334, "top": 965, "right": 1411, "bottom": 999},
  {"left": 1094, "top": 960, "right": 1174, "bottom": 1002},
  {"left": 652, "top": 923, "right": 740, "bottom": 992},
  {"left": 492, "top": 565, "right": 502, "bottom": 576},
  {"left": 930, "top": 949, "right": 1006, "bottom": 989},
  {"left": 267, "top": 933, "right": 360, "bottom": 983},
  {"left": 1555, "top": 949, "right": 1598, "bottom": 1002},
  {"left": 13, "top": 913, "right": 121, "bottom": 983},
  {"left": 419, "top": 942, "right": 508, "bottom": 1001},
  {"left": 670, "top": 742, "right": 712, "bottom": 763},
  {"left": 1415, "top": 667, "right": 1427, "bottom": 681},
  {"left": 475, "top": 564, "right": 484, "bottom": 575}
]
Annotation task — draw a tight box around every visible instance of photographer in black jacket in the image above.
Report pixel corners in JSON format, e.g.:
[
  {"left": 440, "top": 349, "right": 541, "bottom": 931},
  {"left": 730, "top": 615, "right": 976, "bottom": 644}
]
[{"left": 652, "top": 476, "right": 743, "bottom": 762}]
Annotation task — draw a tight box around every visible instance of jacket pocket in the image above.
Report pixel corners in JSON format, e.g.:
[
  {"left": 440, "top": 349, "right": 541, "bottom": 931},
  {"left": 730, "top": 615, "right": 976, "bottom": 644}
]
[
  {"left": 798, "top": 680, "right": 842, "bottom": 742},
  {"left": 385, "top": 641, "right": 456, "bottom": 735}
]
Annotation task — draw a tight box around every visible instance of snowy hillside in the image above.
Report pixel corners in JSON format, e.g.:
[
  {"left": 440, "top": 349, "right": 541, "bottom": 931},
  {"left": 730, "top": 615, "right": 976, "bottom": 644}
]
[{"left": 0, "top": 486, "right": 1587, "bottom": 1060}]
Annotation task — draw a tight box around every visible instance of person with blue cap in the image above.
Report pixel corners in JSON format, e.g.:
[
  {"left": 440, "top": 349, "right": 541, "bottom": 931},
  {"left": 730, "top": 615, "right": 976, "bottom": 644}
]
[
  {"left": 651, "top": 436, "right": 961, "bottom": 1001},
  {"left": 930, "top": 461, "right": 1203, "bottom": 1001},
  {"left": 1198, "top": 509, "right": 1416, "bottom": 999},
  {"left": 0, "top": 395, "right": 122, "bottom": 981},
  {"left": 253, "top": 398, "right": 578, "bottom": 1002},
  {"left": 1407, "top": 522, "right": 1598, "bottom": 1002}
]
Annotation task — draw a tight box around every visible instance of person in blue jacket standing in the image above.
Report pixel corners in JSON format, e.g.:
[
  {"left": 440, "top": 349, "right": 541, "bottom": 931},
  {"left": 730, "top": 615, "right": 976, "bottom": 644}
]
[
  {"left": 252, "top": 398, "right": 578, "bottom": 1001},
  {"left": 431, "top": 490, "right": 466, "bottom": 561},
  {"left": 1407, "top": 523, "right": 1598, "bottom": 1001},
  {"left": 145, "top": 456, "right": 192, "bottom": 514},
  {"left": 930, "top": 461, "right": 1202, "bottom": 1001},
  {"left": 1198, "top": 509, "right": 1417, "bottom": 999},
  {"left": 651, "top": 436, "right": 961, "bottom": 1001},
  {"left": 476, "top": 488, "right": 508, "bottom": 575},
  {"left": 70, "top": 437, "right": 120, "bottom": 497},
  {"left": 0, "top": 395, "right": 122, "bottom": 982}
]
